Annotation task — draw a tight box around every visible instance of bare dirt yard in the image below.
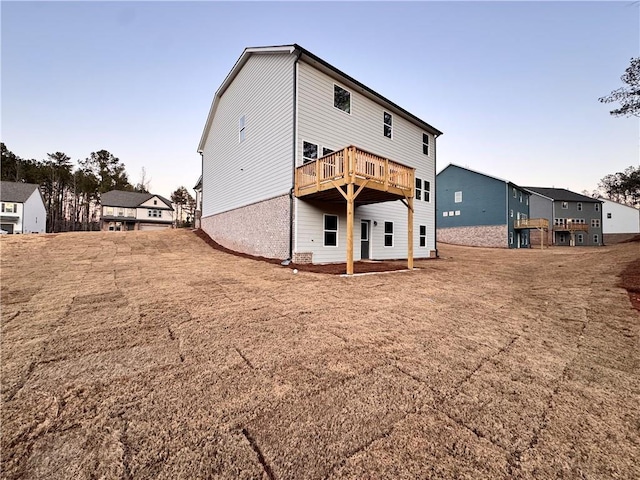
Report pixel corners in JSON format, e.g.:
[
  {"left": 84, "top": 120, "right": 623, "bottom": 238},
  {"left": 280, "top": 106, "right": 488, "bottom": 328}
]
[{"left": 1, "top": 229, "right": 639, "bottom": 479}]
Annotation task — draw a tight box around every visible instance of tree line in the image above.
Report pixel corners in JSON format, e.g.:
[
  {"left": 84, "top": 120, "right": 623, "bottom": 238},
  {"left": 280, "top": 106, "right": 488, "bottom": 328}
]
[{"left": 1, "top": 143, "right": 149, "bottom": 232}]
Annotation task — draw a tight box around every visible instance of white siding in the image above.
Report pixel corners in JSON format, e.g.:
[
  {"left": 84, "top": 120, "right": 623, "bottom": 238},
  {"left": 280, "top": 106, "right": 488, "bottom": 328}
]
[
  {"left": 135, "top": 207, "right": 172, "bottom": 222},
  {"left": 202, "top": 53, "right": 295, "bottom": 216},
  {"left": 294, "top": 60, "right": 436, "bottom": 261},
  {"left": 601, "top": 199, "right": 640, "bottom": 234},
  {"left": 22, "top": 191, "right": 46, "bottom": 233},
  {"left": 140, "top": 196, "right": 169, "bottom": 208}
]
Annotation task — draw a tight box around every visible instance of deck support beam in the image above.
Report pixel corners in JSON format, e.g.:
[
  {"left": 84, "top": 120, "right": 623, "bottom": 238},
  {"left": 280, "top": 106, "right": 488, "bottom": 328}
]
[
  {"left": 407, "top": 196, "right": 414, "bottom": 270},
  {"left": 346, "top": 182, "right": 355, "bottom": 275}
]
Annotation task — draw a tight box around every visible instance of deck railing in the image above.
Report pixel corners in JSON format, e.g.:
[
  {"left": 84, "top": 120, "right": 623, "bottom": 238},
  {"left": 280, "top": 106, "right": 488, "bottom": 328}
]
[
  {"left": 295, "top": 146, "right": 414, "bottom": 195},
  {"left": 514, "top": 218, "right": 549, "bottom": 229},
  {"left": 553, "top": 222, "right": 589, "bottom": 232}
]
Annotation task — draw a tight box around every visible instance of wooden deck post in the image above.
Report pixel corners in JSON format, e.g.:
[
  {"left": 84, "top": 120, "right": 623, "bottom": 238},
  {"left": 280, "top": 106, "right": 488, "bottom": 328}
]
[
  {"left": 346, "top": 182, "right": 354, "bottom": 275},
  {"left": 407, "top": 196, "right": 414, "bottom": 270}
]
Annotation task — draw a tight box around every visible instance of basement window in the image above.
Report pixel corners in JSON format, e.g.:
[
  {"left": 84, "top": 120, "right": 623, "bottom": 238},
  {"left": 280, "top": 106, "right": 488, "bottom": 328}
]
[
  {"left": 334, "top": 84, "right": 351, "bottom": 114},
  {"left": 384, "top": 222, "right": 394, "bottom": 247},
  {"left": 383, "top": 112, "right": 392, "bottom": 138},
  {"left": 419, "top": 225, "right": 426, "bottom": 247},
  {"left": 323, "top": 214, "right": 338, "bottom": 247}
]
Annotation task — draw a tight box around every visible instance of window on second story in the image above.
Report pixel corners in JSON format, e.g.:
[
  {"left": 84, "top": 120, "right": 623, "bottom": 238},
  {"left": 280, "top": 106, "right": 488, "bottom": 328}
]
[
  {"left": 105, "top": 206, "right": 114, "bottom": 216},
  {"left": 454, "top": 191, "right": 462, "bottom": 203},
  {"left": 415, "top": 178, "right": 431, "bottom": 202},
  {"left": 322, "top": 147, "right": 334, "bottom": 157},
  {"left": 422, "top": 133, "right": 429, "bottom": 155},
  {"left": 591, "top": 219, "right": 600, "bottom": 228},
  {"left": 303, "top": 141, "right": 318, "bottom": 164},
  {"left": 334, "top": 84, "right": 351, "bottom": 114},
  {"left": 239, "top": 115, "right": 246, "bottom": 143},
  {"left": 577, "top": 202, "right": 582, "bottom": 211},
  {"left": 1, "top": 203, "right": 17, "bottom": 213},
  {"left": 383, "top": 112, "right": 392, "bottom": 138},
  {"left": 561, "top": 201, "right": 569, "bottom": 209}
]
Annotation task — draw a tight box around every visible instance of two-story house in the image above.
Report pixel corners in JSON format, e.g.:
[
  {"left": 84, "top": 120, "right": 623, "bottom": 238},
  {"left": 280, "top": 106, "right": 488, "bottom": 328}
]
[
  {"left": 524, "top": 187, "right": 603, "bottom": 246},
  {"left": 0, "top": 181, "right": 47, "bottom": 234},
  {"left": 436, "top": 164, "right": 536, "bottom": 248},
  {"left": 100, "top": 190, "right": 174, "bottom": 231},
  {"left": 197, "top": 45, "right": 443, "bottom": 273}
]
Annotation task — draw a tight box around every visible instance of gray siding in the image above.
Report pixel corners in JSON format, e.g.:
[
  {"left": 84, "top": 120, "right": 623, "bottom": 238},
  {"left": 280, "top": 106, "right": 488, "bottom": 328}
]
[
  {"left": 201, "top": 53, "right": 295, "bottom": 217},
  {"left": 294, "top": 60, "right": 436, "bottom": 261}
]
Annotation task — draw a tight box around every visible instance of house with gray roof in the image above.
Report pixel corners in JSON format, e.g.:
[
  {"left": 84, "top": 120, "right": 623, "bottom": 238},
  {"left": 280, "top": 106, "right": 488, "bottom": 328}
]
[
  {"left": 0, "top": 181, "right": 47, "bottom": 234},
  {"left": 197, "top": 44, "right": 442, "bottom": 273},
  {"left": 524, "top": 187, "right": 603, "bottom": 246},
  {"left": 100, "top": 190, "right": 174, "bottom": 231}
]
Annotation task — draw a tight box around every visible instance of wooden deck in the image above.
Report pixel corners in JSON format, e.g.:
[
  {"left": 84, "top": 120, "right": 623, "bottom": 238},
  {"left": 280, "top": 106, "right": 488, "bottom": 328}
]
[
  {"left": 295, "top": 146, "right": 414, "bottom": 204},
  {"left": 514, "top": 218, "right": 549, "bottom": 230},
  {"left": 294, "top": 146, "right": 415, "bottom": 275},
  {"left": 553, "top": 222, "right": 589, "bottom": 232}
]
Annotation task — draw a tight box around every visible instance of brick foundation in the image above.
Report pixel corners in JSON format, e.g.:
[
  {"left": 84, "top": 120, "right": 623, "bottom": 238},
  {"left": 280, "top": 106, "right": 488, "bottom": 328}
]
[
  {"left": 437, "top": 225, "right": 507, "bottom": 248},
  {"left": 201, "top": 195, "right": 291, "bottom": 260}
]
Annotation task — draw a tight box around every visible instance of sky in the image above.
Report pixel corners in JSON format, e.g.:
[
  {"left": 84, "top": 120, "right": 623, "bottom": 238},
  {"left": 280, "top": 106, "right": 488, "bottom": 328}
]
[{"left": 2, "top": 1, "right": 639, "bottom": 200}]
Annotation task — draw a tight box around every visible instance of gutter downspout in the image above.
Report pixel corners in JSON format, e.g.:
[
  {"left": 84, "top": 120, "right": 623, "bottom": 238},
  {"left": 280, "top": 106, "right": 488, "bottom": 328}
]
[
  {"left": 283, "top": 49, "right": 303, "bottom": 266},
  {"left": 433, "top": 132, "right": 441, "bottom": 258}
]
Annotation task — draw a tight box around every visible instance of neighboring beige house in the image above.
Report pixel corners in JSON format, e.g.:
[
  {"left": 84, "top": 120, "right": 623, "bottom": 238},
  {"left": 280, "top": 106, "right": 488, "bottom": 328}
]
[
  {"left": 197, "top": 44, "right": 443, "bottom": 271},
  {"left": 100, "top": 190, "right": 174, "bottom": 231},
  {"left": 0, "top": 181, "right": 47, "bottom": 234}
]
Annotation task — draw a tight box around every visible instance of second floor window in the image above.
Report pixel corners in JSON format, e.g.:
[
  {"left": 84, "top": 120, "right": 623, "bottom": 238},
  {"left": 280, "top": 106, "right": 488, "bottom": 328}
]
[
  {"left": 334, "top": 84, "right": 351, "bottom": 114},
  {"left": 383, "top": 112, "right": 392, "bottom": 138},
  {"left": 1, "top": 203, "right": 17, "bottom": 213},
  {"left": 591, "top": 219, "right": 600, "bottom": 228},
  {"left": 239, "top": 115, "right": 246, "bottom": 143},
  {"left": 148, "top": 209, "right": 162, "bottom": 218},
  {"left": 415, "top": 178, "right": 431, "bottom": 202}
]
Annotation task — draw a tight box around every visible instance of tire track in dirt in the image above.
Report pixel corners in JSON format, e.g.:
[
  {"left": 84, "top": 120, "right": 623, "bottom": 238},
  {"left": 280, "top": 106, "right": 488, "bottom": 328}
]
[{"left": 241, "top": 427, "right": 276, "bottom": 480}]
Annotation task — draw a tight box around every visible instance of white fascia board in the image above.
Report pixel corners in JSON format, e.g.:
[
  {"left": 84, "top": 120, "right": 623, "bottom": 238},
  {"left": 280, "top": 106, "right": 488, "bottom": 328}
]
[{"left": 197, "top": 45, "right": 296, "bottom": 153}]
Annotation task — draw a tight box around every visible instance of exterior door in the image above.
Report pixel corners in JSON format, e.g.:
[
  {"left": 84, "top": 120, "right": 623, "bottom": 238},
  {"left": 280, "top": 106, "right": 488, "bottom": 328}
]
[{"left": 361, "top": 220, "right": 370, "bottom": 260}]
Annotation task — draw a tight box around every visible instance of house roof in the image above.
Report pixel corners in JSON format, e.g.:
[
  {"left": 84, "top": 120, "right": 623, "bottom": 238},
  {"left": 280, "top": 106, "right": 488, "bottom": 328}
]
[
  {"left": 598, "top": 197, "right": 640, "bottom": 210},
  {"left": 198, "top": 44, "right": 443, "bottom": 153},
  {"left": 101, "top": 190, "right": 173, "bottom": 210},
  {"left": 0, "top": 181, "right": 41, "bottom": 203},
  {"left": 194, "top": 175, "right": 202, "bottom": 190},
  {"left": 524, "top": 187, "right": 601, "bottom": 203},
  {"left": 437, "top": 163, "right": 528, "bottom": 191}
]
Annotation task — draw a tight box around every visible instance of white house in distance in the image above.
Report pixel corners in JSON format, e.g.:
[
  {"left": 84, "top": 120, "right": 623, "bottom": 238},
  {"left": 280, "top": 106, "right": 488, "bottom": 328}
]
[
  {"left": 100, "top": 190, "right": 174, "bottom": 231},
  {"left": 197, "top": 44, "right": 443, "bottom": 273},
  {"left": 0, "top": 181, "right": 47, "bottom": 234},
  {"left": 599, "top": 197, "right": 640, "bottom": 242}
]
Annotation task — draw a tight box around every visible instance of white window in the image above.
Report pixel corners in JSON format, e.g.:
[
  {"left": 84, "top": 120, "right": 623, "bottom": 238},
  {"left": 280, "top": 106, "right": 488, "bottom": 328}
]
[
  {"left": 442, "top": 211, "right": 449, "bottom": 217},
  {"left": 561, "top": 202, "right": 569, "bottom": 209},
  {"left": 454, "top": 191, "right": 462, "bottom": 203},
  {"left": 591, "top": 219, "right": 600, "bottom": 228},
  {"left": 105, "top": 206, "right": 114, "bottom": 216},
  {"left": 593, "top": 234, "right": 599, "bottom": 244},
  {"left": 526, "top": 197, "right": 529, "bottom": 205},
  {"left": 148, "top": 209, "right": 162, "bottom": 218},
  {"left": 510, "top": 209, "right": 514, "bottom": 218},
  {"left": 383, "top": 112, "right": 392, "bottom": 138},
  {"left": 322, "top": 147, "right": 334, "bottom": 157},
  {"left": 595, "top": 203, "right": 600, "bottom": 212},
  {"left": 323, "top": 214, "right": 338, "bottom": 247},
  {"left": 333, "top": 84, "right": 351, "bottom": 114},
  {"left": 519, "top": 193, "right": 523, "bottom": 203},
  {"left": 577, "top": 202, "right": 582, "bottom": 211},
  {"left": 1, "top": 203, "right": 17, "bottom": 213},
  {"left": 577, "top": 233, "right": 584, "bottom": 243},
  {"left": 509, "top": 232, "right": 514, "bottom": 245},
  {"left": 419, "top": 225, "right": 426, "bottom": 247},
  {"left": 239, "top": 115, "right": 246, "bottom": 143},
  {"left": 454, "top": 210, "right": 461, "bottom": 216},
  {"left": 513, "top": 188, "right": 517, "bottom": 198},
  {"left": 303, "top": 141, "right": 318, "bottom": 164},
  {"left": 555, "top": 218, "right": 566, "bottom": 226},
  {"left": 415, "top": 178, "right": 430, "bottom": 202},
  {"left": 449, "top": 211, "right": 455, "bottom": 216},
  {"left": 384, "top": 222, "right": 394, "bottom": 247}
]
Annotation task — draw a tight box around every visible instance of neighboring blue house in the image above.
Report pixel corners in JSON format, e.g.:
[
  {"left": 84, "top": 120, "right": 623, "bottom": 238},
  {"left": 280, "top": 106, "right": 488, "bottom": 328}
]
[{"left": 436, "top": 164, "right": 531, "bottom": 248}]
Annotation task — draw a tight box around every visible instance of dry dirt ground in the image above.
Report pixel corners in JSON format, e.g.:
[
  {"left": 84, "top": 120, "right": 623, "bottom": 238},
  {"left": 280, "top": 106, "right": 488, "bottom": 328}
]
[{"left": 1, "top": 229, "right": 639, "bottom": 479}]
